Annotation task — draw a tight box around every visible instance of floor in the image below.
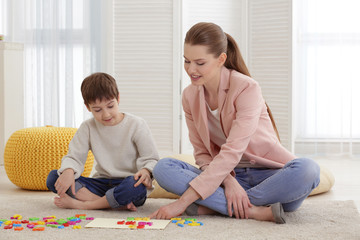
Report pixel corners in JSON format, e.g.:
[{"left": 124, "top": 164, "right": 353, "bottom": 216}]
[
  {"left": 0, "top": 157, "right": 359, "bottom": 212},
  {"left": 304, "top": 157, "right": 360, "bottom": 212}
]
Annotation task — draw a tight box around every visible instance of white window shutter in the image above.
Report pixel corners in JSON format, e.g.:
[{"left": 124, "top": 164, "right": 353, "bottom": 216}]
[
  {"left": 248, "top": 0, "right": 293, "bottom": 151},
  {"left": 181, "top": 0, "right": 247, "bottom": 154},
  {"left": 113, "top": 1, "right": 177, "bottom": 156}
]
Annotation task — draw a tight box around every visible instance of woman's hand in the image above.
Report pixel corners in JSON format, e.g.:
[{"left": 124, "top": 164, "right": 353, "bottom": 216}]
[
  {"left": 134, "top": 168, "right": 152, "bottom": 188},
  {"left": 149, "top": 186, "right": 201, "bottom": 219},
  {"left": 222, "top": 175, "right": 252, "bottom": 219},
  {"left": 148, "top": 199, "right": 188, "bottom": 219},
  {"left": 54, "top": 168, "right": 76, "bottom": 196}
]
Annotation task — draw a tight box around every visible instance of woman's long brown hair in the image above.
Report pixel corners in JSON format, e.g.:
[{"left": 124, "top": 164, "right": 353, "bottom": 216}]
[{"left": 185, "top": 22, "right": 281, "bottom": 141}]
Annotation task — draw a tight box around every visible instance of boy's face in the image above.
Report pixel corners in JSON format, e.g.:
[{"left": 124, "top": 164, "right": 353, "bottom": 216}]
[{"left": 86, "top": 96, "right": 122, "bottom": 126}]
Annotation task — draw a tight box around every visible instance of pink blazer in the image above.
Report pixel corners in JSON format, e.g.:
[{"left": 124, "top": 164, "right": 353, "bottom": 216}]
[{"left": 182, "top": 67, "right": 296, "bottom": 199}]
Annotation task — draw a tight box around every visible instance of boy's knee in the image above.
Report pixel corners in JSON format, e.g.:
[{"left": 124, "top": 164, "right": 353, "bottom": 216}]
[
  {"left": 125, "top": 176, "right": 146, "bottom": 194},
  {"left": 133, "top": 196, "right": 147, "bottom": 207},
  {"left": 112, "top": 176, "right": 147, "bottom": 206},
  {"left": 46, "top": 170, "right": 59, "bottom": 192}
]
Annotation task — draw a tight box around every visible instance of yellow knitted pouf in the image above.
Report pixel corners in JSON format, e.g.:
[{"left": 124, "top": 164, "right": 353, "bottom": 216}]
[{"left": 4, "top": 126, "right": 94, "bottom": 190}]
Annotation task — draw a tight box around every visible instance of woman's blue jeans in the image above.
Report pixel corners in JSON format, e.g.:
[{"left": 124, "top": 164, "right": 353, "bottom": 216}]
[
  {"left": 153, "top": 158, "right": 320, "bottom": 215},
  {"left": 46, "top": 170, "right": 147, "bottom": 209}
]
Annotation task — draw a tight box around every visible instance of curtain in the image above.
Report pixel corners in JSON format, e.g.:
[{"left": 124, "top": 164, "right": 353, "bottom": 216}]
[
  {"left": 3, "top": 0, "right": 104, "bottom": 128},
  {"left": 294, "top": 0, "right": 360, "bottom": 157}
]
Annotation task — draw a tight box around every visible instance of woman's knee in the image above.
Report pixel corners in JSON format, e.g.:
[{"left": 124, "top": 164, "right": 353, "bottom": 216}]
[
  {"left": 46, "top": 170, "right": 59, "bottom": 193},
  {"left": 152, "top": 158, "right": 175, "bottom": 180},
  {"left": 292, "top": 158, "right": 320, "bottom": 186}
]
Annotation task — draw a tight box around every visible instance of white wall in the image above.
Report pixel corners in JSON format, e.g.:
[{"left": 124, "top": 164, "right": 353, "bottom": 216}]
[
  {"left": 110, "top": 0, "right": 293, "bottom": 155},
  {"left": 181, "top": 0, "right": 248, "bottom": 154},
  {"left": 112, "top": 0, "right": 180, "bottom": 157},
  {"left": 248, "top": 0, "right": 293, "bottom": 151},
  {"left": 0, "top": 42, "right": 24, "bottom": 164},
  {"left": 180, "top": 0, "right": 293, "bottom": 152}
]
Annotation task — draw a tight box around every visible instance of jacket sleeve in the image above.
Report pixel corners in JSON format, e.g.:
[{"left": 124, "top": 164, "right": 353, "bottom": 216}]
[
  {"left": 189, "top": 80, "right": 264, "bottom": 199},
  {"left": 182, "top": 91, "right": 212, "bottom": 170}
]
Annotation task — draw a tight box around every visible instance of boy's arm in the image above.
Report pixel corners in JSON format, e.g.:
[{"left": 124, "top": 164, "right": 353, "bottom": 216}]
[
  {"left": 134, "top": 168, "right": 152, "bottom": 188},
  {"left": 55, "top": 168, "right": 76, "bottom": 196},
  {"left": 58, "top": 122, "right": 91, "bottom": 179},
  {"left": 133, "top": 119, "right": 159, "bottom": 174}
]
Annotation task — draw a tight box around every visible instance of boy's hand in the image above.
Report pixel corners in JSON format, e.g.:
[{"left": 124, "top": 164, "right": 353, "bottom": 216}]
[
  {"left": 54, "top": 168, "right": 76, "bottom": 196},
  {"left": 134, "top": 168, "right": 152, "bottom": 188}
]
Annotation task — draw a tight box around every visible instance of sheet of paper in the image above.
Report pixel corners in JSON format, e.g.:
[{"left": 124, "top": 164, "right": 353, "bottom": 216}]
[{"left": 85, "top": 218, "right": 170, "bottom": 230}]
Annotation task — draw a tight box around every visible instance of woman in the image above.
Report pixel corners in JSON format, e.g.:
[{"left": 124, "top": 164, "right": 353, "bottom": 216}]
[{"left": 150, "top": 22, "right": 320, "bottom": 223}]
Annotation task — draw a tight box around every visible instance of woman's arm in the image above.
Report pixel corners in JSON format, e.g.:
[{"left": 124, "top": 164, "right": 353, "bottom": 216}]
[
  {"left": 222, "top": 174, "right": 252, "bottom": 219},
  {"left": 189, "top": 80, "right": 264, "bottom": 200},
  {"left": 149, "top": 186, "right": 201, "bottom": 219}
]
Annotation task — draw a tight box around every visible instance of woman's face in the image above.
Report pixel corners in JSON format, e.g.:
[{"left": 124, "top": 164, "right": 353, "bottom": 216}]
[{"left": 183, "top": 44, "right": 226, "bottom": 87}]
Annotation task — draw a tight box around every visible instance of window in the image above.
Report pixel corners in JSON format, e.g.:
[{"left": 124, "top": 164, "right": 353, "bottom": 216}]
[
  {"left": 294, "top": 0, "right": 360, "bottom": 156},
  {"left": 3, "top": 0, "right": 108, "bottom": 128}
]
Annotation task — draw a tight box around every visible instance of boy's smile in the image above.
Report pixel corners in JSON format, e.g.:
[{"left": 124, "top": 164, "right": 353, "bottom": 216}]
[{"left": 87, "top": 96, "right": 124, "bottom": 126}]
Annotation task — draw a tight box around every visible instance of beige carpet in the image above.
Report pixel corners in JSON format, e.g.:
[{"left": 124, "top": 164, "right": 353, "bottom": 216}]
[{"left": 0, "top": 196, "right": 359, "bottom": 240}]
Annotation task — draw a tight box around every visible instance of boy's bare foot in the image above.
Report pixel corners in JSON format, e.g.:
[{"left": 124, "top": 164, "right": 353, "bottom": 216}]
[
  {"left": 54, "top": 194, "right": 83, "bottom": 209},
  {"left": 54, "top": 194, "right": 110, "bottom": 210},
  {"left": 54, "top": 194, "right": 139, "bottom": 211},
  {"left": 126, "top": 202, "right": 137, "bottom": 211},
  {"left": 118, "top": 202, "right": 137, "bottom": 211},
  {"left": 75, "top": 187, "right": 102, "bottom": 201}
]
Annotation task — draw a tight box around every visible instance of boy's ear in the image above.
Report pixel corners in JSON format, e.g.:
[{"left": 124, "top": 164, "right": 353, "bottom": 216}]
[{"left": 85, "top": 102, "right": 91, "bottom": 112}]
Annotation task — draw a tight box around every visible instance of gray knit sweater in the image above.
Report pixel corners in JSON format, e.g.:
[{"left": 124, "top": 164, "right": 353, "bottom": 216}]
[{"left": 58, "top": 112, "right": 159, "bottom": 179}]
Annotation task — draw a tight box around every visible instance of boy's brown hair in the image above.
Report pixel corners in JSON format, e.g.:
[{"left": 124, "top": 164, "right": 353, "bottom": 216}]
[{"left": 81, "top": 72, "right": 119, "bottom": 107}]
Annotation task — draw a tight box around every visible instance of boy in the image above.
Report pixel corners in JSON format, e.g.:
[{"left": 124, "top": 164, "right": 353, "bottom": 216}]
[{"left": 46, "top": 72, "right": 159, "bottom": 211}]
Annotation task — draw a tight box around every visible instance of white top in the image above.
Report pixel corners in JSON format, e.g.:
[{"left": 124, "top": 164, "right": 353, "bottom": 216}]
[
  {"left": 206, "top": 103, "right": 226, "bottom": 147},
  {"left": 206, "top": 104, "right": 263, "bottom": 168},
  {"left": 58, "top": 112, "right": 159, "bottom": 179}
]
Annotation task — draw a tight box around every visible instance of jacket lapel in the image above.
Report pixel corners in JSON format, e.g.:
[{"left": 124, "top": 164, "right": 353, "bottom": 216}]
[
  {"left": 218, "top": 67, "right": 230, "bottom": 137},
  {"left": 196, "top": 86, "right": 211, "bottom": 153},
  {"left": 193, "top": 67, "right": 230, "bottom": 155}
]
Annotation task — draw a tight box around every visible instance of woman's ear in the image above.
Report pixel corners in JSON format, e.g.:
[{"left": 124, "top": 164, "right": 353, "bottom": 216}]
[
  {"left": 117, "top": 94, "right": 120, "bottom": 104},
  {"left": 218, "top": 52, "right": 227, "bottom": 66}
]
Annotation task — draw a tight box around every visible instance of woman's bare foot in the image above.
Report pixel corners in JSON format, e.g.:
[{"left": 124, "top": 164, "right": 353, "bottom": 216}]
[
  {"left": 197, "top": 205, "right": 217, "bottom": 215},
  {"left": 248, "top": 205, "right": 275, "bottom": 222}
]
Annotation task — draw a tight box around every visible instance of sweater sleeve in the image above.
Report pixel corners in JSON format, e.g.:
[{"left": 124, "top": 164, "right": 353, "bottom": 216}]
[
  {"left": 58, "top": 122, "right": 91, "bottom": 179},
  {"left": 133, "top": 119, "right": 159, "bottom": 173}
]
